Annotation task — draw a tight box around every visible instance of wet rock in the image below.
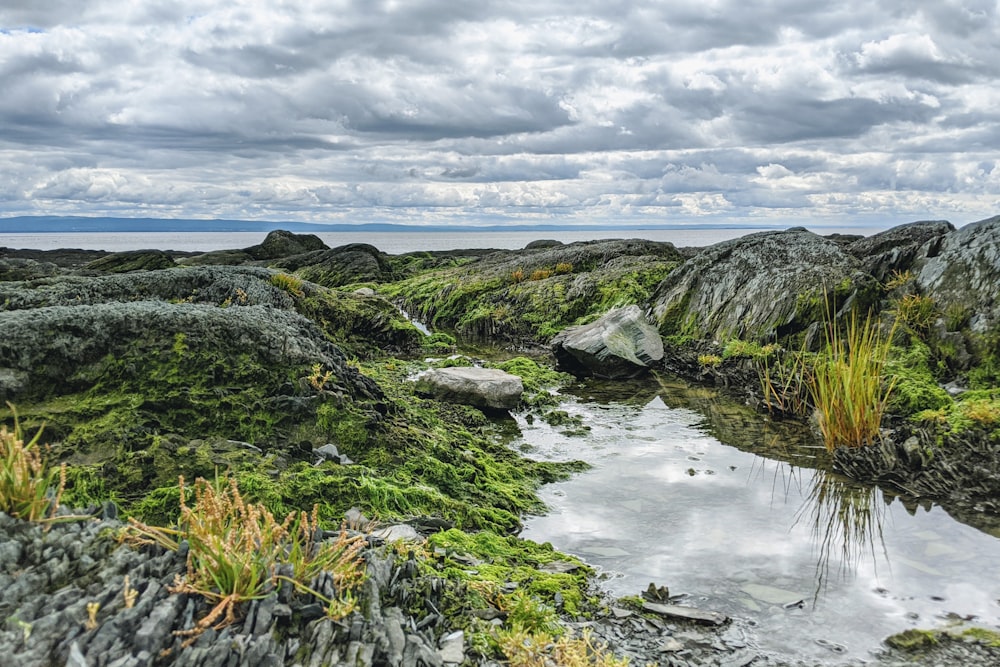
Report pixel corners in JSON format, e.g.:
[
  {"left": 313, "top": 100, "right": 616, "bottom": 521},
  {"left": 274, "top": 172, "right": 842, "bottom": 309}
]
[
  {"left": 642, "top": 602, "right": 728, "bottom": 626},
  {"left": 651, "top": 228, "right": 873, "bottom": 341},
  {"left": 552, "top": 305, "right": 663, "bottom": 379},
  {"left": 413, "top": 367, "right": 524, "bottom": 410}
]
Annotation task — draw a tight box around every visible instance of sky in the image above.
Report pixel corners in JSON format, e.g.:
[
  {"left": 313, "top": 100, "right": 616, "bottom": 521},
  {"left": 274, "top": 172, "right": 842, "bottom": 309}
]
[{"left": 1, "top": 1, "right": 999, "bottom": 229}]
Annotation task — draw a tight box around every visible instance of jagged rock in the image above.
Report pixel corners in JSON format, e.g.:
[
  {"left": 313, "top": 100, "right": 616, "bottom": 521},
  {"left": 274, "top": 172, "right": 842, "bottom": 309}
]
[
  {"left": 84, "top": 249, "right": 177, "bottom": 273},
  {"left": 651, "top": 228, "right": 872, "bottom": 341},
  {"left": 913, "top": 215, "right": 1000, "bottom": 334},
  {"left": 847, "top": 220, "right": 954, "bottom": 280},
  {"left": 413, "top": 367, "right": 523, "bottom": 410},
  {"left": 551, "top": 305, "right": 663, "bottom": 379},
  {"left": 245, "top": 229, "right": 328, "bottom": 260}
]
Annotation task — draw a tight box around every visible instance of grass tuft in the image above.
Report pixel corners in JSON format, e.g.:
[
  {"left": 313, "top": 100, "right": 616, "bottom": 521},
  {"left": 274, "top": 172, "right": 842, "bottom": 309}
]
[
  {"left": 0, "top": 403, "right": 66, "bottom": 522},
  {"left": 807, "top": 311, "right": 897, "bottom": 451},
  {"left": 127, "top": 475, "right": 366, "bottom": 646}
]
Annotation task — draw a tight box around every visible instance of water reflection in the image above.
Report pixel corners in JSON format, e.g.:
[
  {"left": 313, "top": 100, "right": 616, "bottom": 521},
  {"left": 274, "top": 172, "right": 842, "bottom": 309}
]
[
  {"left": 797, "top": 470, "right": 889, "bottom": 598},
  {"left": 519, "top": 374, "right": 1000, "bottom": 662}
]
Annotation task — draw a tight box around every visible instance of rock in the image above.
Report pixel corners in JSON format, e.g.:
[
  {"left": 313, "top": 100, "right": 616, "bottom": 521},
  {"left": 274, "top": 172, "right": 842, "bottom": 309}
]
[
  {"left": 641, "top": 602, "right": 728, "bottom": 626},
  {"left": 847, "top": 220, "right": 954, "bottom": 280},
  {"left": 651, "top": 228, "right": 872, "bottom": 341},
  {"left": 913, "top": 215, "right": 1000, "bottom": 334},
  {"left": 245, "top": 229, "right": 328, "bottom": 260},
  {"left": 524, "top": 239, "right": 563, "bottom": 249},
  {"left": 438, "top": 630, "right": 464, "bottom": 664},
  {"left": 84, "top": 249, "right": 177, "bottom": 273},
  {"left": 552, "top": 305, "right": 663, "bottom": 379},
  {"left": 273, "top": 243, "right": 397, "bottom": 287},
  {"left": 315, "top": 444, "right": 341, "bottom": 462},
  {"left": 413, "top": 367, "right": 523, "bottom": 410}
]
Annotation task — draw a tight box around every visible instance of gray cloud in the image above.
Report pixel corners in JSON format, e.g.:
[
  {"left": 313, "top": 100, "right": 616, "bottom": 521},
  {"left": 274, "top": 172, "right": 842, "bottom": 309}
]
[{"left": 0, "top": 0, "right": 998, "bottom": 226}]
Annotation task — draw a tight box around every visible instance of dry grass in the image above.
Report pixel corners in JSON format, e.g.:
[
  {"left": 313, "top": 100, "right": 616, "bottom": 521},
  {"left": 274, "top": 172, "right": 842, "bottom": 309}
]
[
  {"left": 128, "top": 475, "right": 366, "bottom": 646},
  {"left": 0, "top": 403, "right": 66, "bottom": 522}
]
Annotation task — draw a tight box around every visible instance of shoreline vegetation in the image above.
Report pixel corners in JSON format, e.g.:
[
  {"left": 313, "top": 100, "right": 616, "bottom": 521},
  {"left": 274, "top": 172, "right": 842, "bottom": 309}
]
[{"left": 1, "top": 218, "right": 999, "bottom": 666}]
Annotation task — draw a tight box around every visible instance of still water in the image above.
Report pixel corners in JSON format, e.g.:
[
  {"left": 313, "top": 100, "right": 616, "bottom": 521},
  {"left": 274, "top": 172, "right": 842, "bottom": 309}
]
[
  {"left": 518, "top": 377, "right": 1000, "bottom": 663},
  {"left": 0, "top": 225, "right": 887, "bottom": 254}
]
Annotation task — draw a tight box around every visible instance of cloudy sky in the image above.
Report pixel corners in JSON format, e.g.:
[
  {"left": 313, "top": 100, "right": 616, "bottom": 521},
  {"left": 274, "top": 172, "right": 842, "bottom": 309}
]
[{"left": 1, "top": 1, "right": 998, "bottom": 229}]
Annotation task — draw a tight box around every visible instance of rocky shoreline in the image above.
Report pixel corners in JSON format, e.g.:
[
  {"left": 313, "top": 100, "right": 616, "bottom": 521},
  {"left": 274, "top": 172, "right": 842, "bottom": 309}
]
[{"left": 2, "top": 218, "right": 1000, "bottom": 665}]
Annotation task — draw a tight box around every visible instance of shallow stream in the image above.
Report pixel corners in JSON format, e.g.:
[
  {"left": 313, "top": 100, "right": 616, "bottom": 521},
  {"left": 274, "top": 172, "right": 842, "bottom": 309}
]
[{"left": 516, "top": 375, "right": 1000, "bottom": 663}]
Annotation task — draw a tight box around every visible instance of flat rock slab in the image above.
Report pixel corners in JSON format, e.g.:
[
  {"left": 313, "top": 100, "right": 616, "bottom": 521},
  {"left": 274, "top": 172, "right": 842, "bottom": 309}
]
[
  {"left": 642, "top": 601, "right": 729, "bottom": 626},
  {"left": 414, "top": 367, "right": 524, "bottom": 410}
]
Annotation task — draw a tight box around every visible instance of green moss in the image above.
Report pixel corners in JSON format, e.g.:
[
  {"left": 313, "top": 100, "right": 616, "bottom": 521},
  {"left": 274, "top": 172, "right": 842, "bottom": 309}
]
[
  {"left": 721, "top": 339, "right": 778, "bottom": 361},
  {"left": 885, "top": 628, "right": 939, "bottom": 650},
  {"left": 888, "top": 341, "right": 952, "bottom": 416},
  {"left": 495, "top": 357, "right": 572, "bottom": 408},
  {"left": 427, "top": 528, "right": 591, "bottom": 616},
  {"left": 961, "top": 627, "right": 1000, "bottom": 647}
]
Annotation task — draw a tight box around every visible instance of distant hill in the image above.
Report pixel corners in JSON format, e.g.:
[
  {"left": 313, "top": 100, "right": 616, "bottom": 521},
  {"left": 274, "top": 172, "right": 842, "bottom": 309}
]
[{"left": 0, "top": 215, "right": 750, "bottom": 234}]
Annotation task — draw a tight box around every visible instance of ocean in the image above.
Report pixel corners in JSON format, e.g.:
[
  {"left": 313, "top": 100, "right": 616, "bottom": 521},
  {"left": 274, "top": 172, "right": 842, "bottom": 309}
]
[{"left": 0, "top": 225, "right": 889, "bottom": 254}]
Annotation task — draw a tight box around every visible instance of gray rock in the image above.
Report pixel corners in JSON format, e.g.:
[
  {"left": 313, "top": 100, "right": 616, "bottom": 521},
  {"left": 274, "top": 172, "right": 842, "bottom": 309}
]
[
  {"left": 413, "top": 367, "right": 523, "bottom": 410},
  {"left": 552, "top": 305, "right": 663, "bottom": 379},
  {"left": 438, "top": 630, "right": 464, "bottom": 664},
  {"left": 245, "top": 229, "right": 328, "bottom": 260},
  {"left": 847, "top": 220, "right": 955, "bottom": 280},
  {"left": 914, "top": 215, "right": 1000, "bottom": 334},
  {"left": 651, "top": 228, "right": 872, "bottom": 341},
  {"left": 315, "top": 444, "right": 341, "bottom": 462}
]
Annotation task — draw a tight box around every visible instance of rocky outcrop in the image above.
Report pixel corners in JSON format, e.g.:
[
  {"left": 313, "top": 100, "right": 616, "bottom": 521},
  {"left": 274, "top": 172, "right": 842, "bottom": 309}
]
[
  {"left": 651, "top": 228, "right": 873, "bottom": 342},
  {"left": 0, "top": 258, "right": 61, "bottom": 281},
  {"left": 388, "top": 239, "right": 683, "bottom": 344},
  {"left": 551, "top": 305, "right": 663, "bottom": 379},
  {"left": 913, "top": 215, "right": 1000, "bottom": 334},
  {"left": 274, "top": 244, "right": 398, "bottom": 287},
  {"left": 84, "top": 249, "right": 177, "bottom": 273},
  {"left": 847, "top": 220, "right": 955, "bottom": 281},
  {"left": 0, "top": 301, "right": 378, "bottom": 404},
  {"left": 245, "top": 229, "right": 328, "bottom": 260},
  {"left": 413, "top": 367, "right": 523, "bottom": 410}
]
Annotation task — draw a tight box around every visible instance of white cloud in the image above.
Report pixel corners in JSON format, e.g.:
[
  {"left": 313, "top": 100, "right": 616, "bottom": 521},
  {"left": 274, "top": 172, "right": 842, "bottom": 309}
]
[{"left": 0, "top": 0, "right": 998, "bottom": 227}]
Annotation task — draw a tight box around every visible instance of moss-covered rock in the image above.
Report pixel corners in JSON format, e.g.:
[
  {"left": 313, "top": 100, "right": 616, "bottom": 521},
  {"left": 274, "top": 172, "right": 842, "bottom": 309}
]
[
  {"left": 651, "top": 228, "right": 875, "bottom": 342},
  {"left": 382, "top": 239, "right": 681, "bottom": 344}
]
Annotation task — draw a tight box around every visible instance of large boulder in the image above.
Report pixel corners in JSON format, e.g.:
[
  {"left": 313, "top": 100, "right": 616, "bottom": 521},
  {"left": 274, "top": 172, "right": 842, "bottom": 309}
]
[
  {"left": 0, "top": 301, "right": 379, "bottom": 403},
  {"left": 913, "top": 215, "right": 1000, "bottom": 335},
  {"left": 274, "top": 243, "right": 398, "bottom": 287},
  {"left": 245, "top": 229, "right": 328, "bottom": 260},
  {"left": 651, "top": 228, "right": 872, "bottom": 342},
  {"left": 847, "top": 220, "right": 955, "bottom": 281},
  {"left": 413, "top": 367, "right": 523, "bottom": 410},
  {"left": 551, "top": 305, "right": 663, "bottom": 379}
]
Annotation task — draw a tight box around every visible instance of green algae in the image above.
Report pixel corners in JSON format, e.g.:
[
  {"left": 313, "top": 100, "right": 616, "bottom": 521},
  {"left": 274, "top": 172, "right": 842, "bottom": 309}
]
[{"left": 427, "top": 528, "right": 592, "bottom": 617}]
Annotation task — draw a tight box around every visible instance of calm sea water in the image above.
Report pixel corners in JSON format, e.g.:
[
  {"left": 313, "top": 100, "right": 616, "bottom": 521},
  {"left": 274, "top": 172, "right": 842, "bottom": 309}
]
[{"left": 0, "top": 225, "right": 887, "bottom": 254}]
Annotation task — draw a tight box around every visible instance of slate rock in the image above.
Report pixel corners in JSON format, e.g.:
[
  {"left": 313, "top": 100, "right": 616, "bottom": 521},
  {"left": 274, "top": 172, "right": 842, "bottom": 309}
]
[
  {"left": 413, "top": 367, "right": 523, "bottom": 410},
  {"left": 552, "top": 305, "right": 663, "bottom": 379}
]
